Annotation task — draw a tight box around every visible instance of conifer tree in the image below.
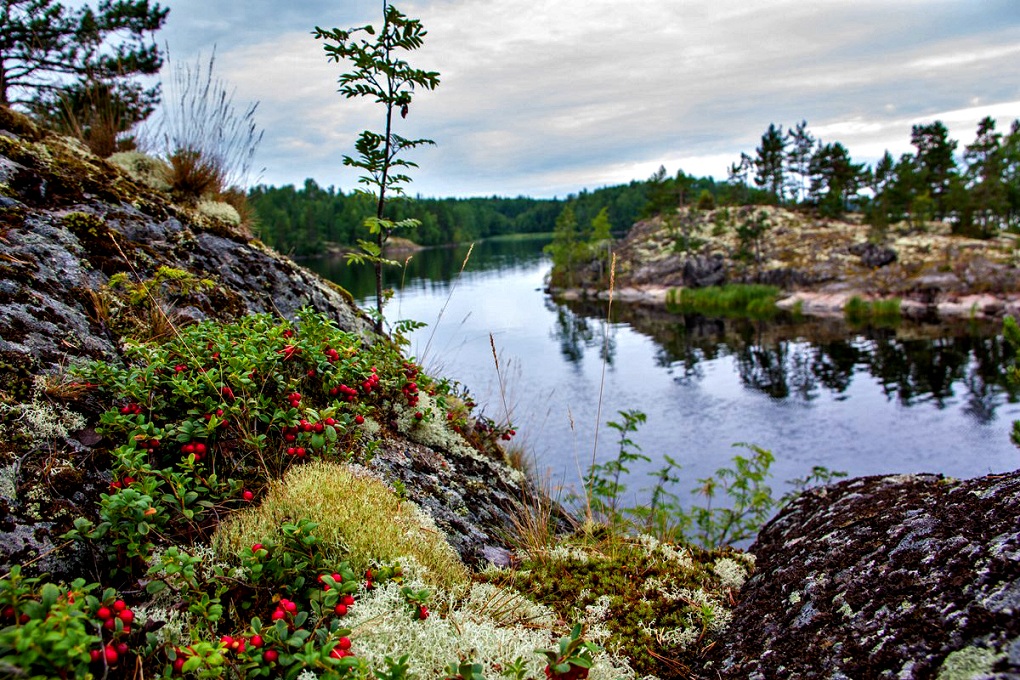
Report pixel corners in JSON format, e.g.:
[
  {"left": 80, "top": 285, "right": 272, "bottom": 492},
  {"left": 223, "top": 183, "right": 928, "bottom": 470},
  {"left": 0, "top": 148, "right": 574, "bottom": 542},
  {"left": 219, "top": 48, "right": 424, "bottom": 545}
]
[{"left": 1, "top": 0, "right": 168, "bottom": 131}]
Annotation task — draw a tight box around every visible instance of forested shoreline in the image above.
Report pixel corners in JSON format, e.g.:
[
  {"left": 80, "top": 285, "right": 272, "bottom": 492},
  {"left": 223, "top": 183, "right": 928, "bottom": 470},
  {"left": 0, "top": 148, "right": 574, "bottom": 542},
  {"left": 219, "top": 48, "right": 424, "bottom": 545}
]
[{"left": 251, "top": 116, "right": 1020, "bottom": 256}]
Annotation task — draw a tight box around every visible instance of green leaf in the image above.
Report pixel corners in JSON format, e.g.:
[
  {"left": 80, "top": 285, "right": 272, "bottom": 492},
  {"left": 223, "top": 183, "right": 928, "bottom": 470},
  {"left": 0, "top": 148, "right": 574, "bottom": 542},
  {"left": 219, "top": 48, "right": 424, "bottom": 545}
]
[{"left": 146, "top": 580, "right": 167, "bottom": 595}]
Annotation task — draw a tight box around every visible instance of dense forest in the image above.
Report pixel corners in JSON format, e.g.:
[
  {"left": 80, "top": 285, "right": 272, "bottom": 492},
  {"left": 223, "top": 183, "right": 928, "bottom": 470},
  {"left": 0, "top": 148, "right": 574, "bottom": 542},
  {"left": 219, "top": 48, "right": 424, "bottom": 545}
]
[{"left": 250, "top": 116, "right": 1020, "bottom": 255}]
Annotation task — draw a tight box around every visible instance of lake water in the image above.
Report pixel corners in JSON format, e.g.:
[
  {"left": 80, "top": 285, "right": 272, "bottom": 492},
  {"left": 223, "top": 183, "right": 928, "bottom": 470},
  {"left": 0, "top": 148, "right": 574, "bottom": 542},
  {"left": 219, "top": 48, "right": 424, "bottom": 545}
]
[{"left": 305, "top": 235, "right": 1020, "bottom": 507}]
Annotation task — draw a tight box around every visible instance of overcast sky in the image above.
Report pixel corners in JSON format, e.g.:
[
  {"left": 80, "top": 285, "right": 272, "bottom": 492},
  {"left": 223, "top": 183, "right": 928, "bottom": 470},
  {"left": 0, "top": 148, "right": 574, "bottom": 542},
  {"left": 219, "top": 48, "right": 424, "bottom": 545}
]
[{"left": 150, "top": 0, "right": 1020, "bottom": 198}]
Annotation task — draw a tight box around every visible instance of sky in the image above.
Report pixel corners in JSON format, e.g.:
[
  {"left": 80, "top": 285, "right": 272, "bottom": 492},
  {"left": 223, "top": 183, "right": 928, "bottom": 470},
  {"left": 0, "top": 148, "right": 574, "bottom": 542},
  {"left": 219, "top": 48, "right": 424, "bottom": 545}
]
[{"left": 149, "top": 0, "right": 1020, "bottom": 199}]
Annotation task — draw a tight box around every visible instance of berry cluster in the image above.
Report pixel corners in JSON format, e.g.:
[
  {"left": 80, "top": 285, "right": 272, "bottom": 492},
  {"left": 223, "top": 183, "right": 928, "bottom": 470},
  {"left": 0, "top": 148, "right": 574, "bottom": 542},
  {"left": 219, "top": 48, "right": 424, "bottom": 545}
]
[
  {"left": 180, "top": 440, "right": 208, "bottom": 462},
  {"left": 87, "top": 598, "right": 136, "bottom": 668},
  {"left": 119, "top": 402, "right": 143, "bottom": 416},
  {"left": 401, "top": 362, "right": 420, "bottom": 407}
]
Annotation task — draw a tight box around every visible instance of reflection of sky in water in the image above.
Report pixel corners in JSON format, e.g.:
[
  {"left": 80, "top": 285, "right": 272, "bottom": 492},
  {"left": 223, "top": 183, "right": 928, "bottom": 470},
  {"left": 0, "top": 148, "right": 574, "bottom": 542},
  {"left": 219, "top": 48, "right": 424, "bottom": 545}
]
[{"left": 307, "top": 243, "right": 1020, "bottom": 508}]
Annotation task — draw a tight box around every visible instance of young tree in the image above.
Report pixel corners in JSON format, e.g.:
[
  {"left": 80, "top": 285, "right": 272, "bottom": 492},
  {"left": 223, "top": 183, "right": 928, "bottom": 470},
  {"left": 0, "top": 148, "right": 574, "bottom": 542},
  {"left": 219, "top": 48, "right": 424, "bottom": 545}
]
[
  {"left": 754, "top": 123, "right": 786, "bottom": 203},
  {"left": 315, "top": 2, "right": 440, "bottom": 331},
  {"left": 1, "top": 0, "right": 167, "bottom": 125},
  {"left": 545, "top": 204, "right": 585, "bottom": 288}
]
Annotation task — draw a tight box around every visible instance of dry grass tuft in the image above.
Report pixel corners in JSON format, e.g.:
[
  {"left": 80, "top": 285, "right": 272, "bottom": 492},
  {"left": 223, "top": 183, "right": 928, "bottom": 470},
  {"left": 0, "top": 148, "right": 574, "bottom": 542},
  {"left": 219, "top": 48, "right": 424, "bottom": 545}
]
[{"left": 166, "top": 148, "right": 224, "bottom": 201}]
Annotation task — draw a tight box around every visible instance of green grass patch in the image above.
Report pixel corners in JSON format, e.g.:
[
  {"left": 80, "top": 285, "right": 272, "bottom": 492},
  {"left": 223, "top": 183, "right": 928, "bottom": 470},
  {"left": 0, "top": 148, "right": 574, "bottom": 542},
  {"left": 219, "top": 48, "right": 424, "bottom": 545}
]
[
  {"left": 666, "top": 284, "right": 780, "bottom": 319},
  {"left": 844, "top": 295, "right": 901, "bottom": 327}
]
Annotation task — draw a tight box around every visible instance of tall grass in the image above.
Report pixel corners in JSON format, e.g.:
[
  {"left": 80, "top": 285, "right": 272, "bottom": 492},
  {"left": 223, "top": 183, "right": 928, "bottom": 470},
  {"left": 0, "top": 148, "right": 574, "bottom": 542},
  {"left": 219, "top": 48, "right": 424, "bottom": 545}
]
[
  {"left": 665, "top": 284, "right": 780, "bottom": 318},
  {"left": 844, "top": 295, "right": 901, "bottom": 326},
  {"left": 146, "top": 49, "right": 263, "bottom": 199}
]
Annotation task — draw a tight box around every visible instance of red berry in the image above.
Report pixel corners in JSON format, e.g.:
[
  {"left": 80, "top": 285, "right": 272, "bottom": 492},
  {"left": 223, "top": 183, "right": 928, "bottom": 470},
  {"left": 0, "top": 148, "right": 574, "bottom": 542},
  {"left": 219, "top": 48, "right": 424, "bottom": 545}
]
[
  {"left": 173, "top": 657, "right": 185, "bottom": 672},
  {"left": 334, "top": 604, "right": 348, "bottom": 616},
  {"left": 104, "top": 645, "right": 118, "bottom": 664},
  {"left": 113, "top": 600, "right": 126, "bottom": 612},
  {"left": 342, "top": 594, "right": 355, "bottom": 606},
  {"left": 418, "top": 604, "right": 429, "bottom": 620},
  {"left": 251, "top": 543, "right": 263, "bottom": 552},
  {"left": 182, "top": 443, "right": 195, "bottom": 454},
  {"left": 337, "top": 636, "right": 351, "bottom": 651},
  {"left": 271, "top": 609, "right": 286, "bottom": 621},
  {"left": 194, "top": 443, "right": 206, "bottom": 456},
  {"left": 115, "top": 642, "right": 129, "bottom": 655},
  {"left": 283, "top": 600, "right": 297, "bottom": 614},
  {"left": 90, "top": 649, "right": 102, "bottom": 663},
  {"left": 103, "top": 617, "right": 116, "bottom": 630},
  {"left": 354, "top": 415, "right": 364, "bottom": 425},
  {"left": 264, "top": 649, "right": 279, "bottom": 663},
  {"left": 96, "top": 606, "right": 112, "bottom": 620},
  {"left": 250, "top": 634, "right": 263, "bottom": 648},
  {"left": 119, "top": 609, "right": 134, "bottom": 624},
  {"left": 415, "top": 412, "right": 423, "bottom": 420},
  {"left": 242, "top": 490, "right": 254, "bottom": 502}
]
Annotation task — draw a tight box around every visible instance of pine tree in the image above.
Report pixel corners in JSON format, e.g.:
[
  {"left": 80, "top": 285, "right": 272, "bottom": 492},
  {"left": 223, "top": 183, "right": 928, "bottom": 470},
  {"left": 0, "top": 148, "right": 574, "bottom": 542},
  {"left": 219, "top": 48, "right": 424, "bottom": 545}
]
[
  {"left": 754, "top": 123, "right": 787, "bottom": 203},
  {"left": 964, "top": 116, "right": 1007, "bottom": 235},
  {"left": 910, "top": 121, "right": 959, "bottom": 219},
  {"left": 1, "top": 0, "right": 168, "bottom": 131},
  {"left": 785, "top": 120, "right": 816, "bottom": 204}
]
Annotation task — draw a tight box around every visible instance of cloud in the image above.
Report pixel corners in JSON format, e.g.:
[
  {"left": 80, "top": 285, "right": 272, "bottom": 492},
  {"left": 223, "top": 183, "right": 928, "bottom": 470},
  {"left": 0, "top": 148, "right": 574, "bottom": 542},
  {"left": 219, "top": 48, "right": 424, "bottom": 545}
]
[{"left": 151, "top": 0, "right": 1020, "bottom": 197}]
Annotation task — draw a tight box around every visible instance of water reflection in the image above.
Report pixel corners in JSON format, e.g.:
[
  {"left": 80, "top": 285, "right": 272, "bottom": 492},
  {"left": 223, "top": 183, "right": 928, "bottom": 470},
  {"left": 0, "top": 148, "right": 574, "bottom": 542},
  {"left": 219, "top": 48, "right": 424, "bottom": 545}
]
[
  {"left": 553, "top": 298, "right": 1018, "bottom": 425},
  {"left": 304, "top": 236, "right": 552, "bottom": 301}
]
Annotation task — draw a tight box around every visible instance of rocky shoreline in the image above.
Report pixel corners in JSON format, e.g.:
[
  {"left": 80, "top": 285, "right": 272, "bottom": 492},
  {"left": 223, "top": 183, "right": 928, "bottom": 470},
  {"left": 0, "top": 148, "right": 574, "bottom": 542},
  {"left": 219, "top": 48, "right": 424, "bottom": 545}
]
[{"left": 553, "top": 284, "right": 1020, "bottom": 321}]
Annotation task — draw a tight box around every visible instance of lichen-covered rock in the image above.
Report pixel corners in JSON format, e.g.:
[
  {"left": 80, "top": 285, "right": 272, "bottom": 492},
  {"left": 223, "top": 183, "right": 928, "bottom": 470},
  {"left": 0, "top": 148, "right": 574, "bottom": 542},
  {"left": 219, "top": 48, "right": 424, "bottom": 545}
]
[{"left": 713, "top": 472, "right": 1020, "bottom": 679}]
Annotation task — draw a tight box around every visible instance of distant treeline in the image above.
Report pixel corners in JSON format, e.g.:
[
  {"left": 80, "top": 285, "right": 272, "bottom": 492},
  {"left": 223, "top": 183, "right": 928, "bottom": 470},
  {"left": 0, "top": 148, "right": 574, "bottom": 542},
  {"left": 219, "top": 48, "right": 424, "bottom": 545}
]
[
  {"left": 248, "top": 175, "right": 745, "bottom": 256},
  {"left": 249, "top": 115, "right": 1020, "bottom": 255}
]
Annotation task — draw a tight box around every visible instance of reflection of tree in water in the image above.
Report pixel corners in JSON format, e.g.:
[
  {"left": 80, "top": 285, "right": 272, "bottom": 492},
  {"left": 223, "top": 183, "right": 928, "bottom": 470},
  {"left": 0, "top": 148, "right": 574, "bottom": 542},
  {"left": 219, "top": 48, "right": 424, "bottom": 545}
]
[
  {"left": 546, "top": 299, "right": 616, "bottom": 367},
  {"left": 558, "top": 297, "right": 1015, "bottom": 426},
  {"left": 811, "top": 340, "right": 861, "bottom": 394}
]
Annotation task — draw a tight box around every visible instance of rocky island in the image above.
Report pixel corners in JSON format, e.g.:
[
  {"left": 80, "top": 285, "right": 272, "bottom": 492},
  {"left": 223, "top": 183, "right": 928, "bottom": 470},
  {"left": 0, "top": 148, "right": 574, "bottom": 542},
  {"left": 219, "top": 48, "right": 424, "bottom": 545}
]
[{"left": 552, "top": 205, "right": 1020, "bottom": 323}]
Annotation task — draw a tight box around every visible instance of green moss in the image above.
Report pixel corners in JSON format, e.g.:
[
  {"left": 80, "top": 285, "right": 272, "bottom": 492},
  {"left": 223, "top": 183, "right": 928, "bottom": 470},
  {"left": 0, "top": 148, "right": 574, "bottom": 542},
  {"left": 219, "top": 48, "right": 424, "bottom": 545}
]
[
  {"left": 213, "top": 459, "right": 470, "bottom": 590},
  {"left": 493, "top": 534, "right": 748, "bottom": 679}
]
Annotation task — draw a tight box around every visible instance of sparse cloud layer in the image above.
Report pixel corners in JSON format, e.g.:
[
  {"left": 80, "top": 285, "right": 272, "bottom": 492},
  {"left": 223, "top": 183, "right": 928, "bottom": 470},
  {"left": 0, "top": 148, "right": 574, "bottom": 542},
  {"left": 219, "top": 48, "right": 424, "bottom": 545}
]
[{"left": 154, "top": 0, "right": 1020, "bottom": 197}]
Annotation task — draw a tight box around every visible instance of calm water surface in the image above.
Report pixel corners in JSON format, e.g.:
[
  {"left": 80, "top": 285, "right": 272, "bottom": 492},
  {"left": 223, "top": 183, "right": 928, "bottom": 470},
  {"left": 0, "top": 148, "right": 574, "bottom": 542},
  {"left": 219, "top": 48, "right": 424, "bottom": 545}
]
[{"left": 305, "top": 236, "right": 1020, "bottom": 505}]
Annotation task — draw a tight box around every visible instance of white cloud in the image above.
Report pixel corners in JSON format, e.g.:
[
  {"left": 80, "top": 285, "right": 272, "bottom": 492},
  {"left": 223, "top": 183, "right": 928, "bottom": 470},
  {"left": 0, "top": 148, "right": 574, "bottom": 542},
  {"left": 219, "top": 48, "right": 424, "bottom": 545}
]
[{"left": 151, "top": 0, "right": 1020, "bottom": 197}]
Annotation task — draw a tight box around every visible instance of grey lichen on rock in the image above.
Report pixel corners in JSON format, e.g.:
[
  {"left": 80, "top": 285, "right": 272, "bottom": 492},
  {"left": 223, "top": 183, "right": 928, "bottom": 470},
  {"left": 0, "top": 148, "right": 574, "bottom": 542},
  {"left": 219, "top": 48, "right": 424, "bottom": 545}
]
[{"left": 711, "top": 471, "right": 1020, "bottom": 678}]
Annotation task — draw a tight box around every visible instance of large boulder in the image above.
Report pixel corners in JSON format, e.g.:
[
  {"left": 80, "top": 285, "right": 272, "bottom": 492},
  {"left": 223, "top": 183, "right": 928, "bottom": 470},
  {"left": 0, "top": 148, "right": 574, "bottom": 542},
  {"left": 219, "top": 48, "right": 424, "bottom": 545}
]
[{"left": 714, "top": 471, "right": 1020, "bottom": 679}]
